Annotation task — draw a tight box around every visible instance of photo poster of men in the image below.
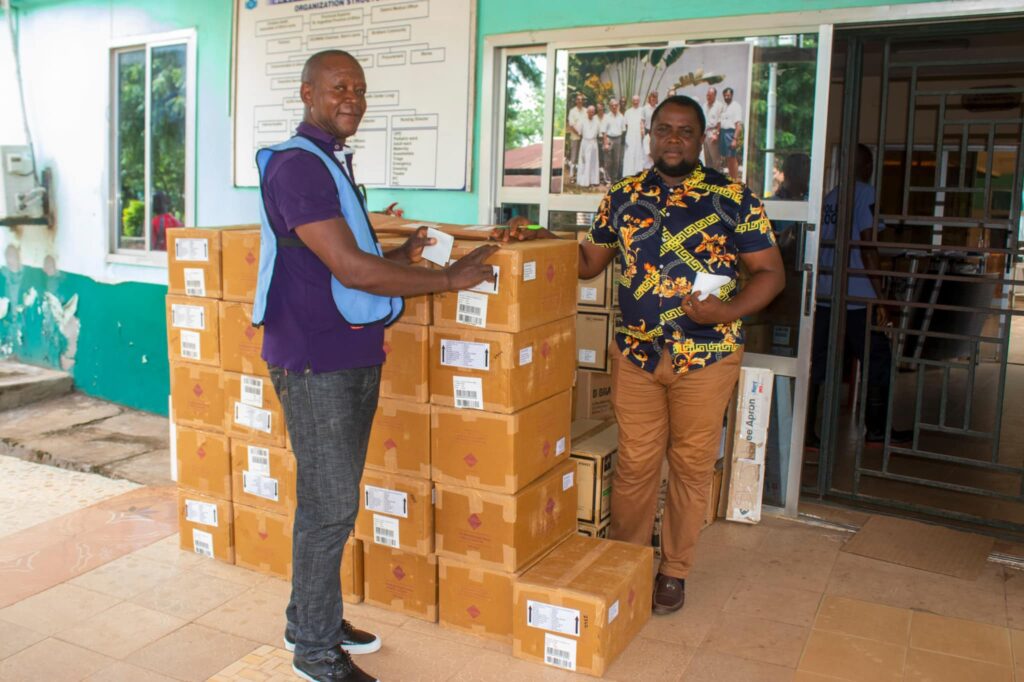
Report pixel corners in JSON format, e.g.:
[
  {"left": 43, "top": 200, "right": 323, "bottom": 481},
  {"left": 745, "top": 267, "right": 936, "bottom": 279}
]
[{"left": 557, "top": 42, "right": 754, "bottom": 194}]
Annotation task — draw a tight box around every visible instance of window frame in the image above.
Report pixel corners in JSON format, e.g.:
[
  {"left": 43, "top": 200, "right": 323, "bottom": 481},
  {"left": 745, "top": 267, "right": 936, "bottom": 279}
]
[{"left": 107, "top": 28, "right": 196, "bottom": 266}]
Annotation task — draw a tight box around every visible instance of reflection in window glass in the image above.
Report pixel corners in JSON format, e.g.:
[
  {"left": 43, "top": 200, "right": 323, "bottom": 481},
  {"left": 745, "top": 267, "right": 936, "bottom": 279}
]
[
  {"left": 740, "top": 221, "right": 807, "bottom": 358},
  {"left": 497, "top": 203, "right": 540, "bottom": 225},
  {"left": 115, "top": 49, "right": 146, "bottom": 252},
  {"left": 149, "top": 44, "right": 187, "bottom": 252},
  {"left": 502, "top": 53, "right": 546, "bottom": 189},
  {"left": 547, "top": 210, "right": 596, "bottom": 234}
]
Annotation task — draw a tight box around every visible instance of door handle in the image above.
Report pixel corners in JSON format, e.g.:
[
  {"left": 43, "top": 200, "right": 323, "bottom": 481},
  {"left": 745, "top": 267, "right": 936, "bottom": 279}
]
[{"left": 802, "top": 264, "right": 815, "bottom": 317}]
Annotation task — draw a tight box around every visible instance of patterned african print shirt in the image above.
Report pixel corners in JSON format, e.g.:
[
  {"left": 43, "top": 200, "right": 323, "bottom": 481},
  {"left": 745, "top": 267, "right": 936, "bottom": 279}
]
[{"left": 587, "top": 164, "right": 777, "bottom": 375}]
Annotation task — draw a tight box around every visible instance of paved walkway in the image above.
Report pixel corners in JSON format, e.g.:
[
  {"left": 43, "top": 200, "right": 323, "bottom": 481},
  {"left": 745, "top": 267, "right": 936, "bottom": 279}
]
[{"left": 2, "top": 396, "right": 1024, "bottom": 680}]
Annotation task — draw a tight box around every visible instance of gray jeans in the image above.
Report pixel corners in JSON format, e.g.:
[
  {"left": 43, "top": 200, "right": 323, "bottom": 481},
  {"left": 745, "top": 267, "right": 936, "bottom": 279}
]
[{"left": 269, "top": 364, "right": 381, "bottom": 659}]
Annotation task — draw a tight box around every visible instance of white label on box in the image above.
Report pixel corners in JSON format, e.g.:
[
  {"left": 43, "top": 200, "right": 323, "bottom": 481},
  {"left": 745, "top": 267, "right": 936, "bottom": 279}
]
[
  {"left": 468, "top": 265, "right": 500, "bottom": 294},
  {"left": 562, "top": 472, "right": 575, "bottom": 491},
  {"left": 543, "top": 633, "right": 577, "bottom": 671},
  {"left": 373, "top": 513, "right": 400, "bottom": 547},
  {"left": 518, "top": 346, "right": 533, "bottom": 366},
  {"left": 247, "top": 445, "right": 271, "bottom": 476},
  {"left": 243, "top": 470, "right": 280, "bottom": 501},
  {"left": 192, "top": 528, "right": 214, "bottom": 557},
  {"left": 364, "top": 485, "right": 409, "bottom": 518},
  {"left": 578, "top": 349, "right": 597, "bottom": 364},
  {"left": 185, "top": 500, "right": 218, "bottom": 527},
  {"left": 527, "top": 600, "right": 581, "bottom": 636},
  {"left": 421, "top": 227, "right": 454, "bottom": 266},
  {"left": 234, "top": 402, "right": 273, "bottom": 433},
  {"left": 453, "top": 376, "right": 484, "bottom": 410},
  {"left": 183, "top": 268, "right": 206, "bottom": 297},
  {"left": 455, "top": 291, "right": 488, "bottom": 328},
  {"left": 241, "top": 375, "right": 264, "bottom": 408},
  {"left": 556, "top": 437, "right": 566, "bottom": 456},
  {"left": 580, "top": 286, "right": 598, "bottom": 303},
  {"left": 180, "top": 330, "right": 201, "bottom": 360},
  {"left": 523, "top": 261, "right": 537, "bottom": 281},
  {"left": 171, "top": 304, "right": 205, "bottom": 330},
  {"left": 175, "top": 238, "right": 209, "bottom": 262},
  {"left": 608, "top": 600, "right": 620, "bottom": 623},
  {"left": 440, "top": 340, "right": 490, "bottom": 371}
]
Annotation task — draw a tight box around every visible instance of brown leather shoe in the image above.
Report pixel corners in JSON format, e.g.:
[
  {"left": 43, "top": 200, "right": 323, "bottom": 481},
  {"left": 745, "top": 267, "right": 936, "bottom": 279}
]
[{"left": 652, "top": 573, "right": 685, "bottom": 615}]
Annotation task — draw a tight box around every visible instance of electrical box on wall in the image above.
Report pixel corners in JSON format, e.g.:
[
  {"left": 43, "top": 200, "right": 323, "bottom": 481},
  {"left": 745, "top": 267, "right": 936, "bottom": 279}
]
[{"left": 1, "top": 145, "right": 44, "bottom": 220}]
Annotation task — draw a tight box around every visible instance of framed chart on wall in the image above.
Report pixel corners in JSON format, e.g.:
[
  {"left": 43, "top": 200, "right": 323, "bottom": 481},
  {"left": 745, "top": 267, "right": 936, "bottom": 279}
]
[{"left": 232, "top": 0, "right": 476, "bottom": 190}]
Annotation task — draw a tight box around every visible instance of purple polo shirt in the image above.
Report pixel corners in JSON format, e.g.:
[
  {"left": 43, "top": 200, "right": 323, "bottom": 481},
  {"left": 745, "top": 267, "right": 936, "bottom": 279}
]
[{"left": 259, "top": 122, "right": 386, "bottom": 373}]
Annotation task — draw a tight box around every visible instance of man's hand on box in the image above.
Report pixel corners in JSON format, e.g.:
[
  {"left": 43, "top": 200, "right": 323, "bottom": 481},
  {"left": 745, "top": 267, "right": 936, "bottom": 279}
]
[
  {"left": 445, "top": 244, "right": 499, "bottom": 290},
  {"left": 400, "top": 225, "right": 435, "bottom": 264},
  {"left": 490, "top": 215, "right": 555, "bottom": 243}
]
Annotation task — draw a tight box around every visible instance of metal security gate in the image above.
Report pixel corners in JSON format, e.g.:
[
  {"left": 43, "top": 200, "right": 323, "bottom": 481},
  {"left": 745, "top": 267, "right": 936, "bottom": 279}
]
[{"left": 813, "top": 22, "right": 1024, "bottom": 533}]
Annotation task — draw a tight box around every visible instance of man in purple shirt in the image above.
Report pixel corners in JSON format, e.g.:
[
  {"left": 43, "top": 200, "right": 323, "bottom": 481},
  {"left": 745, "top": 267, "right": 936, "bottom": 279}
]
[{"left": 259, "top": 50, "right": 496, "bottom": 682}]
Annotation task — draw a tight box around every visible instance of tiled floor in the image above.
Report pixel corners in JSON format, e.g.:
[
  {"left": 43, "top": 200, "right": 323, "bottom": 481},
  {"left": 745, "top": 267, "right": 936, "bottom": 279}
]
[{"left": 5, "top": 460, "right": 1024, "bottom": 681}]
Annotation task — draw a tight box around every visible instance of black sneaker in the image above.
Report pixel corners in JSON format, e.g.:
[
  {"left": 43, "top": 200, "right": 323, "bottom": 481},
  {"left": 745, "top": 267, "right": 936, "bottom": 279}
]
[
  {"left": 284, "top": 620, "right": 382, "bottom": 655},
  {"left": 292, "top": 647, "right": 378, "bottom": 682}
]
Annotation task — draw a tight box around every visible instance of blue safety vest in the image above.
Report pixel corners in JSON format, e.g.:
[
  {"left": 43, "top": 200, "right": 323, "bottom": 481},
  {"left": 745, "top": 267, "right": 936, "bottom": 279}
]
[{"left": 251, "top": 135, "right": 403, "bottom": 327}]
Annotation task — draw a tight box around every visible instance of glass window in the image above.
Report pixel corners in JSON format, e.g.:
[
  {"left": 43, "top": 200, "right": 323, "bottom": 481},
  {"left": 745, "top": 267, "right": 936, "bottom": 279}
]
[
  {"left": 112, "top": 35, "right": 193, "bottom": 255},
  {"left": 502, "top": 53, "right": 546, "bottom": 189}
]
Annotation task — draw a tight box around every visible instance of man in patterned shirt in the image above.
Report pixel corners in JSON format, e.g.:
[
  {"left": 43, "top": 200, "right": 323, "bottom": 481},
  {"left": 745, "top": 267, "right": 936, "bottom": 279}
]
[{"left": 499, "top": 95, "right": 784, "bottom": 614}]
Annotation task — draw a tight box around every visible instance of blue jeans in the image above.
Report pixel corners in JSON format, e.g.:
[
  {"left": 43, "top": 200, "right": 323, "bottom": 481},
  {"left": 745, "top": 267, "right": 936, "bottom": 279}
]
[{"left": 269, "top": 364, "right": 381, "bottom": 659}]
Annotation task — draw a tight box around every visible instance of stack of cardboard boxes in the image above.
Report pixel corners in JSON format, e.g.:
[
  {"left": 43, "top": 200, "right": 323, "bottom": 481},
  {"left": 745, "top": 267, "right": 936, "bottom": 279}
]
[{"left": 168, "top": 227, "right": 363, "bottom": 603}]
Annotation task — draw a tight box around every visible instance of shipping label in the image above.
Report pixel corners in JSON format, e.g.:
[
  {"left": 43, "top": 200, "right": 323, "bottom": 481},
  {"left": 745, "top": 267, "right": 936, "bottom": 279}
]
[{"left": 364, "top": 485, "right": 409, "bottom": 518}]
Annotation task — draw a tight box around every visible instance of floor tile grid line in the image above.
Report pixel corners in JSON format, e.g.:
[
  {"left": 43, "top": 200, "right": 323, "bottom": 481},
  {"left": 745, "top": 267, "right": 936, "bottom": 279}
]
[{"left": 795, "top": 541, "right": 850, "bottom": 673}]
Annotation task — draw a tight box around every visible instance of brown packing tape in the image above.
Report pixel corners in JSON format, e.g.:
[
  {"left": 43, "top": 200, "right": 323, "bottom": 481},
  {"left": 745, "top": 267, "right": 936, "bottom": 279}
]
[{"left": 551, "top": 541, "right": 614, "bottom": 590}]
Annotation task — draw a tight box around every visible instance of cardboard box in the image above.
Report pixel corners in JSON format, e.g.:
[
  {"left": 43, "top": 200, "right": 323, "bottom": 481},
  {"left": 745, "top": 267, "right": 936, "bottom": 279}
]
[
  {"left": 726, "top": 367, "right": 774, "bottom": 524},
  {"left": 429, "top": 316, "right": 575, "bottom": 414},
  {"left": 378, "top": 236, "right": 432, "bottom": 326},
  {"left": 706, "top": 463, "right": 724, "bottom": 529},
  {"left": 177, "top": 490, "right": 234, "bottom": 563},
  {"left": 366, "top": 398, "right": 431, "bottom": 479},
  {"left": 175, "top": 427, "right": 231, "bottom": 500},
  {"left": 167, "top": 226, "right": 257, "bottom": 299},
  {"left": 170, "top": 362, "right": 226, "bottom": 432},
  {"left": 342, "top": 537, "right": 364, "bottom": 604},
  {"left": 381, "top": 322, "right": 429, "bottom": 403},
  {"left": 223, "top": 372, "right": 287, "bottom": 448},
  {"left": 571, "top": 423, "right": 618, "bottom": 525},
  {"left": 233, "top": 503, "right": 292, "bottom": 579},
  {"left": 434, "top": 458, "right": 576, "bottom": 572},
  {"left": 219, "top": 301, "right": 268, "bottom": 377},
  {"left": 575, "top": 370, "right": 613, "bottom": 421},
  {"left": 354, "top": 470, "right": 434, "bottom": 556},
  {"left": 512, "top": 535, "right": 654, "bottom": 676},
  {"left": 578, "top": 267, "right": 611, "bottom": 309},
  {"left": 221, "top": 229, "right": 260, "bottom": 303},
  {"left": 438, "top": 557, "right": 518, "bottom": 643},
  {"left": 431, "top": 390, "right": 571, "bottom": 494},
  {"left": 230, "top": 440, "right": 296, "bottom": 515},
  {"left": 433, "top": 238, "right": 579, "bottom": 333},
  {"left": 166, "top": 295, "right": 220, "bottom": 367},
  {"left": 363, "top": 543, "right": 438, "bottom": 622},
  {"left": 577, "top": 520, "right": 610, "bottom": 538},
  {"left": 576, "top": 312, "right": 612, "bottom": 372},
  {"left": 570, "top": 418, "right": 611, "bottom": 443}
]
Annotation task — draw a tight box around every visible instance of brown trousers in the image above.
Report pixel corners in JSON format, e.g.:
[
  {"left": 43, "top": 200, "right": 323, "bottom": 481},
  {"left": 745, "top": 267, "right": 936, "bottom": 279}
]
[{"left": 609, "top": 348, "right": 742, "bottom": 579}]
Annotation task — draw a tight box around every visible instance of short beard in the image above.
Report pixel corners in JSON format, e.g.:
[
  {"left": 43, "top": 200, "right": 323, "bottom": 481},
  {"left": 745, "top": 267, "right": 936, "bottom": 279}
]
[{"left": 654, "top": 157, "right": 697, "bottom": 178}]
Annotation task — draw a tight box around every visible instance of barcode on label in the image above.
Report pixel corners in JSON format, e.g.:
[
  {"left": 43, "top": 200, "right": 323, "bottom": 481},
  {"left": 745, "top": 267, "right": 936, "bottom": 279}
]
[
  {"left": 185, "top": 500, "right": 219, "bottom": 527},
  {"left": 184, "top": 268, "right": 206, "bottom": 297},
  {"left": 241, "top": 375, "right": 264, "bottom": 408},
  {"left": 180, "top": 330, "right": 201, "bottom": 360},
  {"left": 235, "top": 402, "right": 273, "bottom": 433},
  {"left": 171, "top": 304, "right": 205, "bottom": 330},
  {"left": 456, "top": 291, "right": 488, "bottom": 328},
  {"left": 453, "top": 376, "right": 483, "bottom": 410},
  {"left": 247, "top": 445, "right": 271, "bottom": 476},
  {"left": 373, "top": 513, "right": 400, "bottom": 547},
  {"left": 543, "top": 633, "right": 577, "bottom": 671},
  {"left": 243, "top": 470, "right": 279, "bottom": 501},
  {"left": 192, "top": 529, "right": 214, "bottom": 558},
  {"left": 175, "top": 238, "right": 209, "bottom": 262}
]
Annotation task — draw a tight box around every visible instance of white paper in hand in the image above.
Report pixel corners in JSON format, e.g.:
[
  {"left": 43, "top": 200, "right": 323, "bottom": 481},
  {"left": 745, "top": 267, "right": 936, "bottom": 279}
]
[
  {"left": 421, "top": 227, "right": 454, "bottom": 267},
  {"left": 693, "top": 272, "right": 733, "bottom": 301}
]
